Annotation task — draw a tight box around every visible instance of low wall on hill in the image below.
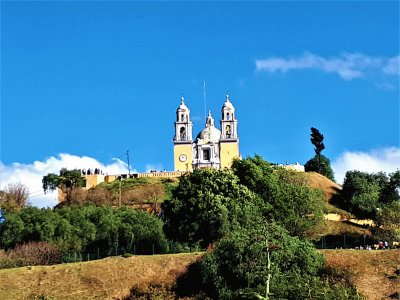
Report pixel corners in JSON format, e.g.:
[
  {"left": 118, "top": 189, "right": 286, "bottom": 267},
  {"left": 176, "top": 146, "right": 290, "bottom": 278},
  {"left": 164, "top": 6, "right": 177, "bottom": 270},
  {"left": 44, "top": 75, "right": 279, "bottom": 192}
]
[{"left": 324, "top": 213, "right": 375, "bottom": 226}]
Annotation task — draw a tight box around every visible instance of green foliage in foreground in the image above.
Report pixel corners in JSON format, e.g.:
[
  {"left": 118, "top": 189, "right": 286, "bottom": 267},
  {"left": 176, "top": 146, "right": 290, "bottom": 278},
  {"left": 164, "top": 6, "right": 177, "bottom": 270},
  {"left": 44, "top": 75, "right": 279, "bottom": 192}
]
[
  {"left": 338, "top": 170, "right": 400, "bottom": 219},
  {"left": 0, "top": 206, "right": 168, "bottom": 254},
  {"left": 374, "top": 201, "right": 400, "bottom": 241},
  {"left": 42, "top": 168, "right": 86, "bottom": 205},
  {"left": 305, "top": 154, "right": 335, "bottom": 182},
  {"left": 162, "top": 168, "right": 263, "bottom": 247},
  {"left": 232, "top": 156, "right": 325, "bottom": 237},
  {"left": 163, "top": 156, "right": 325, "bottom": 247},
  {"left": 198, "top": 222, "right": 363, "bottom": 300}
]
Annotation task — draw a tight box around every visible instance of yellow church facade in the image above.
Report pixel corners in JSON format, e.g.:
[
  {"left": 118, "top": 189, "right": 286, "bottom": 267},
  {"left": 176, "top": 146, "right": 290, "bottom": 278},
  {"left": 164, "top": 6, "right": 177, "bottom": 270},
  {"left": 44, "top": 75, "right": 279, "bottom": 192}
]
[{"left": 173, "top": 95, "right": 240, "bottom": 171}]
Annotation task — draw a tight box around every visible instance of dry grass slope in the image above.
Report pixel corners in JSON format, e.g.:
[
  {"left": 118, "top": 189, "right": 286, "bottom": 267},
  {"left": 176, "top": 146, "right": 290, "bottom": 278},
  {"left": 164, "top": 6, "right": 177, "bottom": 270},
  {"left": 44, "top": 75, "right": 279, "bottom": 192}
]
[
  {"left": 0, "top": 250, "right": 398, "bottom": 300},
  {"left": 302, "top": 171, "right": 342, "bottom": 202},
  {"left": 323, "top": 249, "right": 400, "bottom": 300},
  {"left": 0, "top": 253, "right": 202, "bottom": 300}
]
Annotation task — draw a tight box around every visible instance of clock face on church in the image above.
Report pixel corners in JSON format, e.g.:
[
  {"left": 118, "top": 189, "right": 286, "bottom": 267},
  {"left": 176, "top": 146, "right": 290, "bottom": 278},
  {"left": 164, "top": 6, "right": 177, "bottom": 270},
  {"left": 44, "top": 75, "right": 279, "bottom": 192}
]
[{"left": 179, "top": 154, "right": 187, "bottom": 162}]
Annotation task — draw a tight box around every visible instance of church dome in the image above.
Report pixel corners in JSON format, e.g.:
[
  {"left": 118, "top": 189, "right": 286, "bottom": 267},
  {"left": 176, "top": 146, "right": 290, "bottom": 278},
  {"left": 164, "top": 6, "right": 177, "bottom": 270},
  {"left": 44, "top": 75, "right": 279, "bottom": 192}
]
[
  {"left": 196, "top": 126, "right": 221, "bottom": 144},
  {"left": 222, "top": 94, "right": 235, "bottom": 111},
  {"left": 196, "top": 111, "right": 221, "bottom": 143},
  {"left": 177, "top": 96, "right": 189, "bottom": 112}
]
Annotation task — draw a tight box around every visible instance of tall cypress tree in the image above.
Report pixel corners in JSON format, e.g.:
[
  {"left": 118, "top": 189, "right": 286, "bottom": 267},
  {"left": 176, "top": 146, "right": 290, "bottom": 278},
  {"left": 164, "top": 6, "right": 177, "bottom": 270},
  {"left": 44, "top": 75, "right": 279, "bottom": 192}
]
[{"left": 305, "top": 127, "right": 334, "bottom": 181}]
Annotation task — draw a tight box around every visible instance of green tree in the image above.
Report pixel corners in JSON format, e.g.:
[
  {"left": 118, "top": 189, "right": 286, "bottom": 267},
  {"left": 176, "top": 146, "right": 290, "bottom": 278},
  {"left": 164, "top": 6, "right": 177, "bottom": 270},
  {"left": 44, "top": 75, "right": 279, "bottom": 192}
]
[
  {"left": 198, "top": 222, "right": 362, "bottom": 300},
  {"left": 114, "top": 207, "right": 168, "bottom": 254},
  {"left": 304, "top": 155, "right": 335, "bottom": 181},
  {"left": 310, "top": 127, "right": 325, "bottom": 156},
  {"left": 339, "top": 170, "right": 390, "bottom": 219},
  {"left": 0, "top": 205, "right": 168, "bottom": 256},
  {"left": 42, "top": 168, "right": 86, "bottom": 205},
  {"left": 306, "top": 127, "right": 335, "bottom": 180},
  {"left": 232, "top": 156, "right": 325, "bottom": 237},
  {"left": 379, "top": 170, "right": 400, "bottom": 204},
  {"left": 375, "top": 201, "right": 400, "bottom": 241},
  {"left": 162, "top": 168, "right": 263, "bottom": 247},
  {"left": 0, "top": 213, "right": 25, "bottom": 249}
]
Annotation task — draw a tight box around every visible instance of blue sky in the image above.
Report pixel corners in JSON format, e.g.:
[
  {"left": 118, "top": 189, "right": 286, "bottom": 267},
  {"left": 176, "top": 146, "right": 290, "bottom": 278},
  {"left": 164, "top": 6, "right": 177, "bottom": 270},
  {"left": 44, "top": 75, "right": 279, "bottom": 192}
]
[{"left": 1, "top": 1, "right": 399, "bottom": 207}]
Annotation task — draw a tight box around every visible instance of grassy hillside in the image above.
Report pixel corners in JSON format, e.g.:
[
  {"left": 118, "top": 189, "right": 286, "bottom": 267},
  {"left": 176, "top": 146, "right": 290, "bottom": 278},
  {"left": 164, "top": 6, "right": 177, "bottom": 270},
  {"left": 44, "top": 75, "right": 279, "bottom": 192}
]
[
  {"left": 323, "top": 250, "right": 400, "bottom": 300},
  {"left": 96, "top": 171, "right": 370, "bottom": 240},
  {"left": 0, "top": 250, "right": 398, "bottom": 300},
  {"left": 0, "top": 253, "right": 202, "bottom": 300},
  {"left": 303, "top": 171, "right": 342, "bottom": 202}
]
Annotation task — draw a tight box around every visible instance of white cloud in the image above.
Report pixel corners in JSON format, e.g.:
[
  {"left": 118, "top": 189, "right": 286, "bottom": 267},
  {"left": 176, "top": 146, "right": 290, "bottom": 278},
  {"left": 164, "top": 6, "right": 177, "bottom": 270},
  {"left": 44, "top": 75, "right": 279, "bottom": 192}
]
[
  {"left": 256, "top": 53, "right": 399, "bottom": 81},
  {"left": 0, "top": 153, "right": 131, "bottom": 208},
  {"left": 383, "top": 56, "right": 400, "bottom": 75},
  {"left": 332, "top": 147, "right": 400, "bottom": 184}
]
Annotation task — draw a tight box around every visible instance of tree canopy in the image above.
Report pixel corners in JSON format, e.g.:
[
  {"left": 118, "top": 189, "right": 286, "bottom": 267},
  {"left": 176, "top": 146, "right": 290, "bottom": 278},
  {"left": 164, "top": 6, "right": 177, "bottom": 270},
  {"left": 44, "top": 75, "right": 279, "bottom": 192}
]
[
  {"left": 42, "top": 168, "right": 86, "bottom": 204},
  {"left": 310, "top": 127, "right": 325, "bottom": 156},
  {"left": 198, "top": 222, "right": 361, "bottom": 300},
  {"left": 338, "top": 170, "right": 400, "bottom": 219},
  {"left": 0, "top": 206, "right": 168, "bottom": 254},
  {"left": 162, "top": 168, "right": 263, "bottom": 247},
  {"left": 305, "top": 154, "right": 335, "bottom": 181},
  {"left": 306, "top": 127, "right": 334, "bottom": 180},
  {"left": 232, "top": 156, "right": 325, "bottom": 237}
]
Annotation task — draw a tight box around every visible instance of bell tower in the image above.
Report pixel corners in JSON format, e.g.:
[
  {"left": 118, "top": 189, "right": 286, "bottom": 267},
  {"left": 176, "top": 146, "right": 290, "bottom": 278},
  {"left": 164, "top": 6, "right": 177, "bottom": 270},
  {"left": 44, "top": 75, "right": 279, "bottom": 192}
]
[
  {"left": 219, "top": 94, "right": 240, "bottom": 169},
  {"left": 173, "top": 96, "right": 193, "bottom": 172}
]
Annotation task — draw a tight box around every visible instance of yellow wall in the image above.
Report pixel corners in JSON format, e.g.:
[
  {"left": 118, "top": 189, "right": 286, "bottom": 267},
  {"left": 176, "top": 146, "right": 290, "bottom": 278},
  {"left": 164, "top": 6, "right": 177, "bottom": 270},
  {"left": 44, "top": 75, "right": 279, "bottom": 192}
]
[
  {"left": 174, "top": 143, "right": 193, "bottom": 171},
  {"left": 220, "top": 141, "right": 239, "bottom": 169},
  {"left": 84, "top": 175, "right": 106, "bottom": 189},
  {"left": 282, "top": 164, "right": 305, "bottom": 172}
]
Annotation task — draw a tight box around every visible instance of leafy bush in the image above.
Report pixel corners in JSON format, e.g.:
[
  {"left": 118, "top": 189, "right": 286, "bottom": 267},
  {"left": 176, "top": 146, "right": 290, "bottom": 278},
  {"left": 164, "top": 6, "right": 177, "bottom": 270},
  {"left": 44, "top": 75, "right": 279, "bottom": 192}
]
[
  {"left": 305, "top": 154, "right": 335, "bottom": 181},
  {"left": 197, "top": 222, "right": 363, "bottom": 299},
  {"left": 162, "top": 168, "right": 263, "bottom": 247},
  {"left": 0, "top": 241, "right": 61, "bottom": 269},
  {"left": 338, "top": 170, "right": 400, "bottom": 219},
  {"left": 0, "top": 206, "right": 168, "bottom": 256},
  {"left": 232, "top": 155, "right": 325, "bottom": 237}
]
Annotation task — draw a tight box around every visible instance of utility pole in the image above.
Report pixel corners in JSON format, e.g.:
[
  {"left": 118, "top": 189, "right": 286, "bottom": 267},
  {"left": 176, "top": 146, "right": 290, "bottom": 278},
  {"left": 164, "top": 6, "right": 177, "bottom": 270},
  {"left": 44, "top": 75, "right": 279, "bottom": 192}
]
[{"left": 119, "top": 176, "right": 122, "bottom": 207}]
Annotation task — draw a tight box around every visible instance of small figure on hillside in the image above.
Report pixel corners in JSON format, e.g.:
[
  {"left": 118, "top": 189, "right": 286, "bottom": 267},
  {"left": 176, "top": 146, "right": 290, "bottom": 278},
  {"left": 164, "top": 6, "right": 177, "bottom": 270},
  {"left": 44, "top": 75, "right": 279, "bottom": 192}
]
[
  {"left": 378, "top": 241, "right": 384, "bottom": 249},
  {"left": 384, "top": 241, "right": 389, "bottom": 249}
]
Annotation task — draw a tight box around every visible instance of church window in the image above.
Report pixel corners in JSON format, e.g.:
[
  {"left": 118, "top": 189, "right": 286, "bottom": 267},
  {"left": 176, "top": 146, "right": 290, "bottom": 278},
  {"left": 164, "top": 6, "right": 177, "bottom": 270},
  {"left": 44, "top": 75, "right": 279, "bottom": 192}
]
[
  {"left": 180, "top": 127, "right": 186, "bottom": 140},
  {"left": 203, "top": 149, "right": 210, "bottom": 160},
  {"left": 226, "top": 112, "right": 231, "bottom": 120},
  {"left": 181, "top": 114, "right": 185, "bottom": 122}
]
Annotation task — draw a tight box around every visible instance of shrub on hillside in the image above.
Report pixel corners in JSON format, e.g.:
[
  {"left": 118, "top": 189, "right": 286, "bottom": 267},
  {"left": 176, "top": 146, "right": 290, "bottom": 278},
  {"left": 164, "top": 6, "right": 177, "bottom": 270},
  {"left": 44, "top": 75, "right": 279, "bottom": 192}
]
[
  {"left": 10, "top": 241, "right": 61, "bottom": 266},
  {"left": 0, "top": 241, "right": 61, "bottom": 269},
  {"left": 232, "top": 156, "right": 325, "bottom": 238},
  {"left": 305, "top": 154, "right": 335, "bottom": 182},
  {"left": 195, "top": 222, "right": 363, "bottom": 300},
  {"left": 0, "top": 206, "right": 169, "bottom": 256},
  {"left": 337, "top": 170, "right": 400, "bottom": 219},
  {"left": 162, "top": 168, "right": 263, "bottom": 247}
]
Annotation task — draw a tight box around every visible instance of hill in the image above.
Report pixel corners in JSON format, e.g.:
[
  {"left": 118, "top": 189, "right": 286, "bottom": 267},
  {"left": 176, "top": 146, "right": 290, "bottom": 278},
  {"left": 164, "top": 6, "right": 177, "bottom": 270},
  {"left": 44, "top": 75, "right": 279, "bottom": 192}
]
[
  {"left": 88, "top": 171, "right": 371, "bottom": 242},
  {"left": 323, "top": 250, "right": 400, "bottom": 300},
  {"left": 303, "top": 171, "right": 342, "bottom": 202},
  {"left": 0, "top": 250, "right": 398, "bottom": 300},
  {"left": 0, "top": 253, "right": 201, "bottom": 300}
]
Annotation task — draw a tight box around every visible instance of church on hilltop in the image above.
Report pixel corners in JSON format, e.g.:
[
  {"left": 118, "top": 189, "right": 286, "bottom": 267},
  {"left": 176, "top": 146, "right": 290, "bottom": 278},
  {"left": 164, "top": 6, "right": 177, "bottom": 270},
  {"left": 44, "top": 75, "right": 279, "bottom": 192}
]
[{"left": 173, "top": 94, "right": 240, "bottom": 171}]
